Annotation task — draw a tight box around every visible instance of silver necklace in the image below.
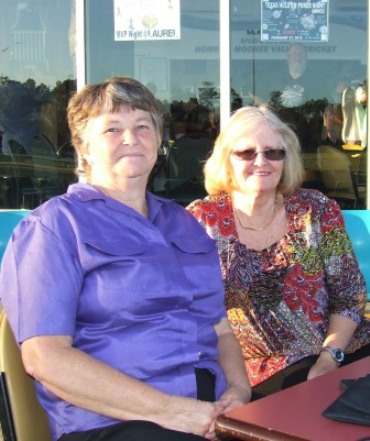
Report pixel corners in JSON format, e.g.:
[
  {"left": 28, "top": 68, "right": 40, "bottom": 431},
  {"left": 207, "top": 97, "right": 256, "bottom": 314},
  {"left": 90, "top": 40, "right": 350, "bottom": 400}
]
[{"left": 233, "top": 196, "right": 278, "bottom": 232}]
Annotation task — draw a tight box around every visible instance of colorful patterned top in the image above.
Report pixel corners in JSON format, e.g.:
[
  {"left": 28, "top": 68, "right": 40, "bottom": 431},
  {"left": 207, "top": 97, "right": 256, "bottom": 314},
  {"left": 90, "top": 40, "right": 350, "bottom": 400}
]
[{"left": 187, "top": 188, "right": 370, "bottom": 387}]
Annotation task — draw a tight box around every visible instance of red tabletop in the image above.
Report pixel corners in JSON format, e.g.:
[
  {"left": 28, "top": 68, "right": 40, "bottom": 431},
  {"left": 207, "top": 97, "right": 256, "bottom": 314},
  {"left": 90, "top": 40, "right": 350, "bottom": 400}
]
[{"left": 216, "top": 356, "right": 370, "bottom": 441}]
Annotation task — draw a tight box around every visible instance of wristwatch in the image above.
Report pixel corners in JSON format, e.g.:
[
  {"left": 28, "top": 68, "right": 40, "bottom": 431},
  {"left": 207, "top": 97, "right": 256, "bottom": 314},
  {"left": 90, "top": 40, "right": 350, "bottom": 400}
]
[{"left": 321, "top": 346, "right": 345, "bottom": 365}]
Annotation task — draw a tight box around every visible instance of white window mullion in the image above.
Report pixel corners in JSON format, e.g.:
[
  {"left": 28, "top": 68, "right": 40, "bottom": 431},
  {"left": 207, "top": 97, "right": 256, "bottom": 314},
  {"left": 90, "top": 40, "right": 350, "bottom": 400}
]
[
  {"left": 220, "top": 0, "right": 231, "bottom": 129},
  {"left": 75, "top": 0, "right": 86, "bottom": 90}
]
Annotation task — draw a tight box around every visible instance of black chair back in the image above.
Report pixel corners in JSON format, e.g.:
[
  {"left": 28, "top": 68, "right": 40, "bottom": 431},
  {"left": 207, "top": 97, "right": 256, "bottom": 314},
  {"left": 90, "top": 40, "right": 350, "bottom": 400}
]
[{"left": 165, "top": 133, "right": 214, "bottom": 206}]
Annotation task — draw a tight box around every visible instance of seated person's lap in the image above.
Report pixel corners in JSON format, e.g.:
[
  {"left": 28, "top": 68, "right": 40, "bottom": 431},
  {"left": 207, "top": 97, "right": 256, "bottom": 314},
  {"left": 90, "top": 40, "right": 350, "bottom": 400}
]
[{"left": 59, "top": 420, "right": 207, "bottom": 441}]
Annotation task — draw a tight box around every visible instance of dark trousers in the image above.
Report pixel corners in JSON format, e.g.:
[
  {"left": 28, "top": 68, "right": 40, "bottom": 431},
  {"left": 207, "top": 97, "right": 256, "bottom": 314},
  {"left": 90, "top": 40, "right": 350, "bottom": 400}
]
[
  {"left": 251, "top": 343, "right": 370, "bottom": 400},
  {"left": 59, "top": 421, "right": 208, "bottom": 441},
  {"left": 59, "top": 369, "right": 215, "bottom": 441}
]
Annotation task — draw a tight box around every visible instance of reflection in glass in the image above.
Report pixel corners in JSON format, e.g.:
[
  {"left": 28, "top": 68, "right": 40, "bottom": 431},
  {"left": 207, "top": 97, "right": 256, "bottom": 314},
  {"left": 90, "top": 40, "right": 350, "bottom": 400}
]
[
  {"left": 0, "top": 0, "right": 77, "bottom": 209},
  {"left": 86, "top": 0, "right": 221, "bottom": 203},
  {"left": 230, "top": 0, "right": 367, "bottom": 208}
]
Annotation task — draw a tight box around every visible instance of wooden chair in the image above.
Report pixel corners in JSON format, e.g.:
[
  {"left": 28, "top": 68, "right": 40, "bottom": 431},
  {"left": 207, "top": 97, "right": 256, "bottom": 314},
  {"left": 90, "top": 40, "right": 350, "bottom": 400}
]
[
  {"left": 317, "top": 145, "right": 366, "bottom": 209},
  {"left": 0, "top": 307, "right": 52, "bottom": 441}
]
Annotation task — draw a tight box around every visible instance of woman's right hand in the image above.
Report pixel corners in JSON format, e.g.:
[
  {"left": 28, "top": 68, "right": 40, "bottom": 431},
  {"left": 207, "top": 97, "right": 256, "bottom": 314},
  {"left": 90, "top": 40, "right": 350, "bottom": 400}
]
[{"left": 163, "top": 395, "right": 227, "bottom": 439}]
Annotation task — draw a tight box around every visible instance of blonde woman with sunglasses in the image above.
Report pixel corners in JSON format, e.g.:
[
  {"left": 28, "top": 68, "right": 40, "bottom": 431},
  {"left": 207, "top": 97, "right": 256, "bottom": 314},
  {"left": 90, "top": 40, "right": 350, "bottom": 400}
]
[{"left": 187, "top": 105, "right": 370, "bottom": 400}]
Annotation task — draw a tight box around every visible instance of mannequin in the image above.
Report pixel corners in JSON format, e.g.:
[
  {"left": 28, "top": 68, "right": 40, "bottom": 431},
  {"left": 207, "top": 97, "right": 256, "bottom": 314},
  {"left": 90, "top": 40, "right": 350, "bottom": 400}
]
[{"left": 341, "top": 82, "right": 367, "bottom": 150}]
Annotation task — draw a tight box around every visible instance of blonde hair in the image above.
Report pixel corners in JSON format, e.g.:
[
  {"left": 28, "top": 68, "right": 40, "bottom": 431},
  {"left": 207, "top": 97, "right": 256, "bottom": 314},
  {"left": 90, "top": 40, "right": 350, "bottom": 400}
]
[
  {"left": 67, "top": 76, "right": 163, "bottom": 179},
  {"left": 204, "top": 105, "right": 305, "bottom": 195}
]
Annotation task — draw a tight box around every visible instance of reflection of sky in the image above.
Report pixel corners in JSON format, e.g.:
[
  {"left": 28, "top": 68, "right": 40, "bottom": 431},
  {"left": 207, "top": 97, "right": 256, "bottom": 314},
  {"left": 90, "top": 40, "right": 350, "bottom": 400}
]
[
  {"left": 3, "top": 0, "right": 364, "bottom": 94},
  {"left": 1, "top": 1, "right": 74, "bottom": 88}
]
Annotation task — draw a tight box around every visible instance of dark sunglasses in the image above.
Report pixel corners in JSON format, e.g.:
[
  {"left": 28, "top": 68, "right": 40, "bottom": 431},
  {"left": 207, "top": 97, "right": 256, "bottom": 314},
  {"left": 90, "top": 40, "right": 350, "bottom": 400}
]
[{"left": 231, "top": 148, "right": 286, "bottom": 161}]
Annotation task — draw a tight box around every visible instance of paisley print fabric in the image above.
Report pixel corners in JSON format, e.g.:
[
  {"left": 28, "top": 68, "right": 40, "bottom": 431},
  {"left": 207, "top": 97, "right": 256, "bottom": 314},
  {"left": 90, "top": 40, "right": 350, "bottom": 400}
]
[{"left": 188, "top": 189, "right": 370, "bottom": 387}]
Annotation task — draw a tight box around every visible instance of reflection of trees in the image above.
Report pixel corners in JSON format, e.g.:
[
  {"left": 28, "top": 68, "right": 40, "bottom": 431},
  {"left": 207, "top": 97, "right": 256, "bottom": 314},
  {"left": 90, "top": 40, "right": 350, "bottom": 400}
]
[
  {"left": 231, "top": 88, "right": 242, "bottom": 111},
  {"left": 173, "top": 97, "right": 211, "bottom": 135},
  {"left": 0, "top": 77, "right": 76, "bottom": 153},
  {"left": 52, "top": 79, "right": 77, "bottom": 146},
  {"left": 198, "top": 81, "right": 219, "bottom": 110},
  {"left": 269, "top": 90, "right": 328, "bottom": 152},
  {"left": 167, "top": 81, "right": 244, "bottom": 140},
  {"left": 0, "top": 76, "right": 51, "bottom": 152},
  {"left": 197, "top": 81, "right": 243, "bottom": 112}
]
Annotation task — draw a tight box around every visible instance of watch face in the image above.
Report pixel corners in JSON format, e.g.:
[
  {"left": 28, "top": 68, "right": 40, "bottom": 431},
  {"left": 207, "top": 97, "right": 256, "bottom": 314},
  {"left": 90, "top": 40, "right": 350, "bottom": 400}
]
[{"left": 334, "top": 349, "right": 345, "bottom": 363}]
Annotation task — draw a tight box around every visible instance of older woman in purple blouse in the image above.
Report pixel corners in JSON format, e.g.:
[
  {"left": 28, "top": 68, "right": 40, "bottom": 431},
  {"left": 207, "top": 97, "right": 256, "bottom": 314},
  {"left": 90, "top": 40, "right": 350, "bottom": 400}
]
[{"left": 0, "top": 77, "right": 251, "bottom": 441}]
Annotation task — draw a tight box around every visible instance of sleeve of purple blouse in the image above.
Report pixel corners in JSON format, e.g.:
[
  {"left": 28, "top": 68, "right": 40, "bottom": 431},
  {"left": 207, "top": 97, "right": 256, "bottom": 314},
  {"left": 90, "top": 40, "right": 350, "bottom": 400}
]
[
  {"left": 319, "top": 197, "right": 367, "bottom": 324},
  {"left": 0, "top": 215, "right": 82, "bottom": 343}
]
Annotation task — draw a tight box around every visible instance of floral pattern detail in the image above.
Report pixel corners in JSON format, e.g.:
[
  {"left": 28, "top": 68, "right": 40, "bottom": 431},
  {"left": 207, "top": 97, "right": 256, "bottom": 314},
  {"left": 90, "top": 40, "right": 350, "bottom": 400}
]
[{"left": 188, "top": 189, "right": 370, "bottom": 387}]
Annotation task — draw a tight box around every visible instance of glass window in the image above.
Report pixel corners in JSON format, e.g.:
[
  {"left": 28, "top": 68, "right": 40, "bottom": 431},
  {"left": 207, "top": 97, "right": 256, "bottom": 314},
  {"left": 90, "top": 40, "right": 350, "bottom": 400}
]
[
  {"left": 85, "top": 0, "right": 220, "bottom": 205},
  {"left": 0, "top": 0, "right": 77, "bottom": 209},
  {"left": 230, "top": 0, "right": 368, "bottom": 209},
  {"left": 4, "top": 1, "right": 366, "bottom": 210}
]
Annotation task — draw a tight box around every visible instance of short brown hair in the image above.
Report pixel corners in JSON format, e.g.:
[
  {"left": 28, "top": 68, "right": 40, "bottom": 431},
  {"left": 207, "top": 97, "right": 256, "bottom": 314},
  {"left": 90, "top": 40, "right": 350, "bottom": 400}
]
[{"left": 67, "top": 77, "right": 163, "bottom": 178}]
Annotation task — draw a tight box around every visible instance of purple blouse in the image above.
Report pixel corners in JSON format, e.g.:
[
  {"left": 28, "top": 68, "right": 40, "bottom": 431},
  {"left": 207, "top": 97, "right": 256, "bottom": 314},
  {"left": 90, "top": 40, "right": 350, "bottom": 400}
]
[{"left": 0, "top": 184, "right": 227, "bottom": 440}]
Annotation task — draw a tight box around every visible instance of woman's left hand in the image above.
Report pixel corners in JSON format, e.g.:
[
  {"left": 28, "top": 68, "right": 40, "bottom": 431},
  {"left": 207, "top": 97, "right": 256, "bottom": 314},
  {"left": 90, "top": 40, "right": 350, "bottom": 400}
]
[
  {"left": 204, "top": 385, "right": 251, "bottom": 441},
  {"left": 205, "top": 385, "right": 251, "bottom": 441},
  {"left": 217, "top": 384, "right": 251, "bottom": 413},
  {"left": 307, "top": 352, "right": 338, "bottom": 380}
]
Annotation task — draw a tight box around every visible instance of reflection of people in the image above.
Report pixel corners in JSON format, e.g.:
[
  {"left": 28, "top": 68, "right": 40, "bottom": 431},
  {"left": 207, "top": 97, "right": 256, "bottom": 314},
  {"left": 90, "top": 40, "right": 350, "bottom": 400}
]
[
  {"left": 268, "top": 43, "right": 327, "bottom": 153},
  {"left": 279, "top": 43, "right": 309, "bottom": 108},
  {"left": 252, "top": 43, "right": 312, "bottom": 107},
  {"left": 207, "top": 110, "right": 220, "bottom": 139},
  {"left": 184, "top": 98, "right": 211, "bottom": 134},
  {"left": 321, "top": 76, "right": 349, "bottom": 146},
  {"left": 187, "top": 105, "right": 370, "bottom": 399},
  {"left": 170, "top": 99, "right": 211, "bottom": 139},
  {"left": 0, "top": 77, "right": 251, "bottom": 441},
  {"left": 322, "top": 103, "right": 343, "bottom": 146},
  {"left": 342, "top": 82, "right": 367, "bottom": 148}
]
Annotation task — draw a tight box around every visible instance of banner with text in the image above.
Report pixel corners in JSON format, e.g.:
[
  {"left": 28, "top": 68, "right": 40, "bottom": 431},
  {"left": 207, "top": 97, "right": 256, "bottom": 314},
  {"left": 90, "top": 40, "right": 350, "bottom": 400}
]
[
  {"left": 261, "top": 1, "right": 329, "bottom": 42},
  {"left": 114, "top": 0, "right": 181, "bottom": 41}
]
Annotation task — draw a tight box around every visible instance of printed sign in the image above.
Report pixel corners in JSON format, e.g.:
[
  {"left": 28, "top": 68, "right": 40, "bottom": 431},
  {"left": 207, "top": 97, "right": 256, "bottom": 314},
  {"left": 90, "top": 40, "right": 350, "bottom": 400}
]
[
  {"left": 114, "top": 0, "right": 181, "bottom": 41},
  {"left": 261, "top": 1, "right": 329, "bottom": 42}
]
